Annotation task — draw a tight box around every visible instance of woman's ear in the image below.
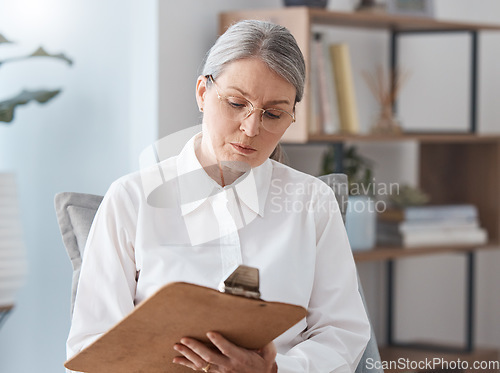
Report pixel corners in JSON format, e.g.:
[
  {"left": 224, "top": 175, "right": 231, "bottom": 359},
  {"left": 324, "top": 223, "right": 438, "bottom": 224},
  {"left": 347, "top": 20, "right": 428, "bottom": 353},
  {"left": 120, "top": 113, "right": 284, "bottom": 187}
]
[{"left": 195, "top": 75, "right": 208, "bottom": 112}]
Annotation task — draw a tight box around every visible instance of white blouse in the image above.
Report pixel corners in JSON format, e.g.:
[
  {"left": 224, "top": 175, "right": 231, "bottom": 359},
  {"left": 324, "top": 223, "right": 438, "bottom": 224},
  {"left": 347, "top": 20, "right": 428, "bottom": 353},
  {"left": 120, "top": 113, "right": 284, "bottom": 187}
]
[{"left": 67, "top": 134, "right": 370, "bottom": 372}]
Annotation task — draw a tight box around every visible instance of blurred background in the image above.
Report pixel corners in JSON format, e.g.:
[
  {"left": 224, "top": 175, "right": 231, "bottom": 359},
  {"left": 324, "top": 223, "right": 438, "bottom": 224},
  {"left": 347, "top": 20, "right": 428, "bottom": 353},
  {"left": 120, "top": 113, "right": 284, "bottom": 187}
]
[{"left": 0, "top": 0, "right": 499, "bottom": 372}]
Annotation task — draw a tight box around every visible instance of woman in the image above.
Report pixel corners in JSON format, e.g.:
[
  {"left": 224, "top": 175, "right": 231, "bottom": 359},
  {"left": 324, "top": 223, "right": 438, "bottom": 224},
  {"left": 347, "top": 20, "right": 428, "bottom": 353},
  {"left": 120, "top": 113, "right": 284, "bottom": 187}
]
[{"left": 67, "top": 20, "right": 370, "bottom": 372}]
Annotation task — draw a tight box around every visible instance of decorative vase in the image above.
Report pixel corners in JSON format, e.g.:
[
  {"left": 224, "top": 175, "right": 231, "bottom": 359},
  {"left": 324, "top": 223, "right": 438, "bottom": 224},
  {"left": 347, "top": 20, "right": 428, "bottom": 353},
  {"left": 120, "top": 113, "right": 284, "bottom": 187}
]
[
  {"left": 345, "top": 195, "right": 376, "bottom": 251},
  {"left": 0, "top": 173, "right": 27, "bottom": 309}
]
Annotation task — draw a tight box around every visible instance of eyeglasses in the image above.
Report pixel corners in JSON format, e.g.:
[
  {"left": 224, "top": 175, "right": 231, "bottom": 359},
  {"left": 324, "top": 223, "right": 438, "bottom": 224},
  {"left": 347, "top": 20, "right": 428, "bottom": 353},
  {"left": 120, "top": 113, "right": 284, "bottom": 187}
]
[{"left": 206, "top": 75, "right": 295, "bottom": 134}]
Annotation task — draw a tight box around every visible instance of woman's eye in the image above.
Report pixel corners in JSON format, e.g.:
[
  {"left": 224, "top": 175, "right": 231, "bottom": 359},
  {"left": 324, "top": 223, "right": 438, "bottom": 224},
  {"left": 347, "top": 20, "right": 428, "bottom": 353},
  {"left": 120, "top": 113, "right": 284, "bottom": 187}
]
[
  {"left": 264, "top": 110, "right": 282, "bottom": 120},
  {"left": 227, "top": 98, "right": 246, "bottom": 109}
]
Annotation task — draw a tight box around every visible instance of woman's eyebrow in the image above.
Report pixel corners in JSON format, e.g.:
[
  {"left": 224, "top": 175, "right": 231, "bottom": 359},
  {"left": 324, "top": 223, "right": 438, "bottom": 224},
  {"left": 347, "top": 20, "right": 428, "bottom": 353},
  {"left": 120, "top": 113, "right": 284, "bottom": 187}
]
[
  {"left": 226, "top": 85, "right": 291, "bottom": 106},
  {"left": 266, "top": 99, "right": 291, "bottom": 106}
]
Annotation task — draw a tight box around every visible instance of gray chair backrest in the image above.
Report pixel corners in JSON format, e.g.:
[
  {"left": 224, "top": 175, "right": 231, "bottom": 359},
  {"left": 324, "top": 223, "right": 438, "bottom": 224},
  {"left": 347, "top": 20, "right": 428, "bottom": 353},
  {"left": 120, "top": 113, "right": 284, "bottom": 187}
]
[
  {"left": 55, "top": 175, "right": 382, "bottom": 372},
  {"left": 318, "top": 173, "right": 348, "bottom": 223},
  {"left": 54, "top": 192, "right": 103, "bottom": 315}
]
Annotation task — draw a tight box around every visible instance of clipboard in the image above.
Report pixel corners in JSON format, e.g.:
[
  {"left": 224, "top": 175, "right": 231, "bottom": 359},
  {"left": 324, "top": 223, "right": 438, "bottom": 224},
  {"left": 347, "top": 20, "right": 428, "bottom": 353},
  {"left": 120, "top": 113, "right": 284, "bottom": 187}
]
[{"left": 65, "top": 280, "right": 307, "bottom": 372}]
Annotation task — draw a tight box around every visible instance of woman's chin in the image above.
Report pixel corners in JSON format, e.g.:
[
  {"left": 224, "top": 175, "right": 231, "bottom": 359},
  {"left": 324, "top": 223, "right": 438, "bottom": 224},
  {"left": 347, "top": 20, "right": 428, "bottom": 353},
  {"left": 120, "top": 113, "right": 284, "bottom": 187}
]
[{"left": 219, "top": 158, "right": 252, "bottom": 173}]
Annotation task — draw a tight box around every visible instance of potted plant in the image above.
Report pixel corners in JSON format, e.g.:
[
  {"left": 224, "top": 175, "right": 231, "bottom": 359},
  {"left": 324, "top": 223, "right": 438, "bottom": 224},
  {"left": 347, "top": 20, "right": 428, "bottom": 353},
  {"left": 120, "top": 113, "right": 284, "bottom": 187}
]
[{"left": 321, "top": 145, "right": 377, "bottom": 251}]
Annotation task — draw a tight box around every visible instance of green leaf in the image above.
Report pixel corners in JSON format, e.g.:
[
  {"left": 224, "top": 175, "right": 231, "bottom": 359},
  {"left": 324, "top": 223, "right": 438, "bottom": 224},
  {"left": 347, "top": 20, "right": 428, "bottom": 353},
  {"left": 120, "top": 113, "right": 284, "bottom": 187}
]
[
  {"left": 0, "top": 46, "right": 73, "bottom": 66},
  {"left": 0, "top": 89, "right": 61, "bottom": 123},
  {"left": 30, "top": 46, "right": 73, "bottom": 65}
]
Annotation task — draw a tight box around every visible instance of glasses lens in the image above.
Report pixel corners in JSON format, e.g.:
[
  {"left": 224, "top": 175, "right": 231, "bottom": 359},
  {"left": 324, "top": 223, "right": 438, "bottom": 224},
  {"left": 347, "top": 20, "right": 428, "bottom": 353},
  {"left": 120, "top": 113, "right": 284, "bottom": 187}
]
[
  {"left": 218, "top": 95, "right": 294, "bottom": 134},
  {"left": 261, "top": 109, "right": 294, "bottom": 133},
  {"left": 219, "top": 96, "right": 251, "bottom": 122}
]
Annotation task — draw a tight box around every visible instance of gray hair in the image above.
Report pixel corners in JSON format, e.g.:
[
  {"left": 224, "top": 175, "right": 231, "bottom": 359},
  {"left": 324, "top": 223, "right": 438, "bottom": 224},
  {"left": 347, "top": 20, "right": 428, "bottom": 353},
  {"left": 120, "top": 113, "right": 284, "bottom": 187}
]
[{"left": 202, "top": 20, "right": 306, "bottom": 103}]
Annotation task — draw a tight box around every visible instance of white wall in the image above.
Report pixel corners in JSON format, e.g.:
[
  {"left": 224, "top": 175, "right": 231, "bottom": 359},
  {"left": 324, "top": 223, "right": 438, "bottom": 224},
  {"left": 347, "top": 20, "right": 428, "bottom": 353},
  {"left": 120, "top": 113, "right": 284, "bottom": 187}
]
[{"left": 0, "top": 0, "right": 158, "bottom": 372}]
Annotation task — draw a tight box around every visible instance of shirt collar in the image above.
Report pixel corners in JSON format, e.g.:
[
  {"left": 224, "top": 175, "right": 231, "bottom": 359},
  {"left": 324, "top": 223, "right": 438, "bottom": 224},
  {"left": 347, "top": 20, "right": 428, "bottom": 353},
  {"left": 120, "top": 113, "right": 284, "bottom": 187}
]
[{"left": 176, "top": 133, "right": 272, "bottom": 218}]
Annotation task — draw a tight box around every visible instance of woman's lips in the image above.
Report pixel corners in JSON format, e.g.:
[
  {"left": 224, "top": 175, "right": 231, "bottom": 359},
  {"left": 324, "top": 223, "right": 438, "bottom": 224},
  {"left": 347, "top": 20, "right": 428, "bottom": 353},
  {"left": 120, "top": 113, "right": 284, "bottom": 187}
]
[{"left": 231, "top": 143, "right": 256, "bottom": 155}]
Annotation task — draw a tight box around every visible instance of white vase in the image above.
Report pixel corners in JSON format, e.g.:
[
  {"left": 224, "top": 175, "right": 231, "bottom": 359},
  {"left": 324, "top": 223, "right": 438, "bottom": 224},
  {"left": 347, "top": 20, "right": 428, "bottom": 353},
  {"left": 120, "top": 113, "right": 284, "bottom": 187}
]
[
  {"left": 345, "top": 195, "right": 376, "bottom": 251},
  {"left": 0, "top": 173, "right": 27, "bottom": 307}
]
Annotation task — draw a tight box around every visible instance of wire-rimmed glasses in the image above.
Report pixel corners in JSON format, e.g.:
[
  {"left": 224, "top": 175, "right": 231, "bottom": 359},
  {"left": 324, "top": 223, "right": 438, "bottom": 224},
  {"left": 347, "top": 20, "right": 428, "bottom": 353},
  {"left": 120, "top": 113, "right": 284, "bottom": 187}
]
[{"left": 207, "top": 75, "right": 295, "bottom": 134}]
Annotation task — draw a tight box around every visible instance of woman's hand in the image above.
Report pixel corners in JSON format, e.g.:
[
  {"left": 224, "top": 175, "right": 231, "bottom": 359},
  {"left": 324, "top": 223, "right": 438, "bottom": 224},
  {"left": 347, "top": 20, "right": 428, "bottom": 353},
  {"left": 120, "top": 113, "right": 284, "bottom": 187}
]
[{"left": 172, "top": 332, "right": 277, "bottom": 373}]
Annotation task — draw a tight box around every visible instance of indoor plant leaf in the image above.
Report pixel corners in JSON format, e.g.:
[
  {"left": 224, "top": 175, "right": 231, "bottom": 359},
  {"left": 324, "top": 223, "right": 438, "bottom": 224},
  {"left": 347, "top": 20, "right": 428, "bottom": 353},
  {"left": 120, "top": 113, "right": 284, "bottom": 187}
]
[
  {"left": 0, "top": 89, "right": 61, "bottom": 123},
  {"left": 0, "top": 46, "right": 73, "bottom": 66}
]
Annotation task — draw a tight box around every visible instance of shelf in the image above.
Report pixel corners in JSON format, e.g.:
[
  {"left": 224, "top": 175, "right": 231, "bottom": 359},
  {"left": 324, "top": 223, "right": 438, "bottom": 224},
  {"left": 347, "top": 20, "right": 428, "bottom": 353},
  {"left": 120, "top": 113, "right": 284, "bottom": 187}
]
[
  {"left": 353, "top": 242, "right": 500, "bottom": 262},
  {"left": 307, "top": 8, "right": 500, "bottom": 32},
  {"left": 379, "top": 345, "right": 500, "bottom": 373},
  {"left": 222, "top": 7, "right": 500, "bottom": 33},
  {"left": 305, "top": 133, "right": 500, "bottom": 144}
]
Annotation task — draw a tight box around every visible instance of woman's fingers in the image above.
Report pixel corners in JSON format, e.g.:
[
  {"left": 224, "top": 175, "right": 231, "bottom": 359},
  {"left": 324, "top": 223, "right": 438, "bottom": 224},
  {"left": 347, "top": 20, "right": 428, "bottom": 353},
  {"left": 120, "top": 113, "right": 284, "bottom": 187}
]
[
  {"left": 259, "top": 341, "right": 277, "bottom": 362},
  {"left": 207, "top": 332, "right": 277, "bottom": 371},
  {"left": 173, "top": 342, "right": 206, "bottom": 370},
  {"left": 173, "top": 334, "right": 277, "bottom": 372},
  {"left": 174, "top": 337, "right": 228, "bottom": 370},
  {"left": 206, "top": 332, "right": 244, "bottom": 359},
  {"left": 171, "top": 355, "right": 199, "bottom": 371}
]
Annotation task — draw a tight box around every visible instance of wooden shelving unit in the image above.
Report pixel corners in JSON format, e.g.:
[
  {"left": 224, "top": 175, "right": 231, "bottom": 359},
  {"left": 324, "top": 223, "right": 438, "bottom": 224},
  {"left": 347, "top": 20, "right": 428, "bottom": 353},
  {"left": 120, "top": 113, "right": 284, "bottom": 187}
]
[
  {"left": 220, "top": 7, "right": 500, "bottom": 372},
  {"left": 306, "top": 8, "right": 500, "bottom": 32}
]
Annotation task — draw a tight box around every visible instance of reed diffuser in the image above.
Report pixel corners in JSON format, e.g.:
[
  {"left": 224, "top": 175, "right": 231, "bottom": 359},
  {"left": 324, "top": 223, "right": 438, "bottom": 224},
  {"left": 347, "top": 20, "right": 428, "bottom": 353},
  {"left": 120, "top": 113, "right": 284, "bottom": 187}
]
[{"left": 362, "top": 66, "right": 409, "bottom": 134}]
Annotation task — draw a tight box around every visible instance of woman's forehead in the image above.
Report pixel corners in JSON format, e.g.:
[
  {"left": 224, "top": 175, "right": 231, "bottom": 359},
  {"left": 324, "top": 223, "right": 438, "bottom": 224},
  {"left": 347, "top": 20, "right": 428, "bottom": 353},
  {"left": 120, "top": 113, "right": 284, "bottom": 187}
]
[{"left": 217, "top": 59, "right": 296, "bottom": 102}]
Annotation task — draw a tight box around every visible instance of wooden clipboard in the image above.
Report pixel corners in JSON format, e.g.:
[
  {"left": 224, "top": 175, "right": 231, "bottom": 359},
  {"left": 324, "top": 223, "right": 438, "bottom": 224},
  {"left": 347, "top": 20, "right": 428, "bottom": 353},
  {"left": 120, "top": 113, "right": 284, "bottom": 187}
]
[{"left": 65, "top": 282, "right": 307, "bottom": 373}]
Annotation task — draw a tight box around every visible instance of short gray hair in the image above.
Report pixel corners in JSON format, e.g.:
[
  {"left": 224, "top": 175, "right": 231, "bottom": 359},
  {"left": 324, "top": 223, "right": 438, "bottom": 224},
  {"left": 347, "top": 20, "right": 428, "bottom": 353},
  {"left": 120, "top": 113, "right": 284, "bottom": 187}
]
[{"left": 202, "top": 20, "right": 306, "bottom": 103}]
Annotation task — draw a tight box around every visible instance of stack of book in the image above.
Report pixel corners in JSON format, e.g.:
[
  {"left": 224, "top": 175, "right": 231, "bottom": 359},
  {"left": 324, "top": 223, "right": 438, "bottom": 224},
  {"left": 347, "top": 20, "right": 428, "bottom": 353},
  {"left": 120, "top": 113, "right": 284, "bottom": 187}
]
[
  {"left": 309, "top": 32, "right": 359, "bottom": 135},
  {"left": 377, "top": 204, "right": 488, "bottom": 248}
]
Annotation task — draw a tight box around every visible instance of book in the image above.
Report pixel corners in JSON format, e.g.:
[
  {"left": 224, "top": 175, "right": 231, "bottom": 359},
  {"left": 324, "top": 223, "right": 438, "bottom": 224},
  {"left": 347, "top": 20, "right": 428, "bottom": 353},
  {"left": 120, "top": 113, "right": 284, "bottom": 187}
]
[
  {"left": 378, "top": 219, "right": 480, "bottom": 233},
  {"left": 64, "top": 281, "right": 307, "bottom": 373},
  {"left": 377, "top": 225, "right": 488, "bottom": 248},
  {"left": 403, "top": 227, "right": 488, "bottom": 248},
  {"left": 379, "top": 204, "right": 479, "bottom": 222},
  {"left": 309, "top": 34, "right": 322, "bottom": 135},
  {"left": 312, "top": 33, "right": 339, "bottom": 134},
  {"left": 377, "top": 204, "right": 488, "bottom": 248},
  {"left": 398, "top": 219, "right": 479, "bottom": 233},
  {"left": 329, "top": 43, "right": 359, "bottom": 134}
]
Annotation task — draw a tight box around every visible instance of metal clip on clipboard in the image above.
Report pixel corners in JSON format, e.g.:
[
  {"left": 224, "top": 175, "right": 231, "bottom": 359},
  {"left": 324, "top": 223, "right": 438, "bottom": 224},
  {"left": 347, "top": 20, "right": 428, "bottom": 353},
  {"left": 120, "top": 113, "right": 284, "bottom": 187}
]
[{"left": 219, "top": 265, "right": 261, "bottom": 300}]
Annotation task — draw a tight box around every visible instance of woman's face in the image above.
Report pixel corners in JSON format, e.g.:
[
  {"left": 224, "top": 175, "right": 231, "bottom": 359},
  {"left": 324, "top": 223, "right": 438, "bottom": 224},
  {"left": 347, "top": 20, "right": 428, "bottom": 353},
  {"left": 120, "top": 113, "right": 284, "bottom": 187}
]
[{"left": 195, "top": 58, "right": 296, "bottom": 169}]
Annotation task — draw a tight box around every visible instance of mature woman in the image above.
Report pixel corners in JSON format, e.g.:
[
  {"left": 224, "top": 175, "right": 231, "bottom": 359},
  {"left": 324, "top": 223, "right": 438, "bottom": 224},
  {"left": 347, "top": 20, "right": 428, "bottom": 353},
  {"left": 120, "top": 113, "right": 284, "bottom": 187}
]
[{"left": 67, "top": 20, "right": 370, "bottom": 372}]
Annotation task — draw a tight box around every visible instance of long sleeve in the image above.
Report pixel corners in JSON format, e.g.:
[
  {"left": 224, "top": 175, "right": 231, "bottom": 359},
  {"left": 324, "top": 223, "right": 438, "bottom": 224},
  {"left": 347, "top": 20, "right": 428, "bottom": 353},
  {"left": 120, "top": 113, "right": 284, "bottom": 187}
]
[
  {"left": 274, "top": 188, "right": 371, "bottom": 372},
  {"left": 66, "top": 180, "right": 138, "bottom": 359}
]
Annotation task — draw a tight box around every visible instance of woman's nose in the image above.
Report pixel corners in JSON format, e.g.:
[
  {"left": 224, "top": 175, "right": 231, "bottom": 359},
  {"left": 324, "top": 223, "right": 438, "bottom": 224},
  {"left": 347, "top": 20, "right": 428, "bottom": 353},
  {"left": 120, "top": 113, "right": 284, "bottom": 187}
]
[{"left": 239, "top": 110, "right": 261, "bottom": 137}]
